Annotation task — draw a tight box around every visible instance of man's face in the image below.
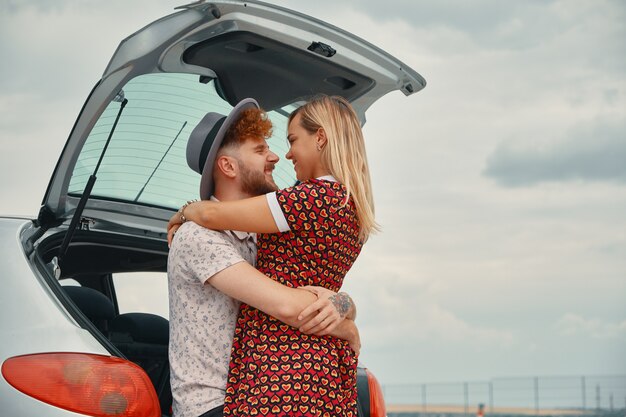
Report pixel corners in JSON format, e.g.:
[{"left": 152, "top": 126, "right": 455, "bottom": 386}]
[{"left": 235, "top": 135, "right": 279, "bottom": 196}]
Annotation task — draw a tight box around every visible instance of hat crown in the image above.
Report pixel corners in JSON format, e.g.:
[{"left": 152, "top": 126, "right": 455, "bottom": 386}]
[
  {"left": 186, "top": 112, "right": 227, "bottom": 174},
  {"left": 185, "top": 98, "right": 260, "bottom": 200}
]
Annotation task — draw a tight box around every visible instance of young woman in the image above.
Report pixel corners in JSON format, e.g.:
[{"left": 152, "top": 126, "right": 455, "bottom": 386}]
[{"left": 168, "top": 95, "right": 377, "bottom": 416}]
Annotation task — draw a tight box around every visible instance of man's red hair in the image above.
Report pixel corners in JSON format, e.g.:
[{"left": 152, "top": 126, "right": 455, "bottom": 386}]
[{"left": 223, "top": 108, "right": 273, "bottom": 146}]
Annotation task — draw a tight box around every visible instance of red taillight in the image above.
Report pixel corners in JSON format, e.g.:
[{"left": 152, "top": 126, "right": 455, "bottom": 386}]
[
  {"left": 366, "top": 368, "right": 386, "bottom": 417},
  {"left": 2, "top": 352, "right": 160, "bottom": 417}
]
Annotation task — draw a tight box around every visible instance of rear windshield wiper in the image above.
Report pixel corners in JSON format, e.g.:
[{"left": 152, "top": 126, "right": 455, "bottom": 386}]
[{"left": 134, "top": 121, "right": 187, "bottom": 202}]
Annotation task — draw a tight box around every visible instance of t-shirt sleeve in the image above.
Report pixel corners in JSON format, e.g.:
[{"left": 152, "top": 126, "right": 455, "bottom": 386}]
[
  {"left": 179, "top": 224, "right": 247, "bottom": 284},
  {"left": 266, "top": 191, "right": 290, "bottom": 232},
  {"left": 268, "top": 182, "right": 332, "bottom": 233}
]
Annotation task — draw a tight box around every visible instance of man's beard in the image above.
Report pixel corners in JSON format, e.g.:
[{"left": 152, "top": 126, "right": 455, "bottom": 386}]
[{"left": 239, "top": 163, "right": 278, "bottom": 196}]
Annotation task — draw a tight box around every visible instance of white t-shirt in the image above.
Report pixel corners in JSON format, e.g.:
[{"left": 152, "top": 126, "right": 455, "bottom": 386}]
[{"left": 167, "top": 221, "right": 256, "bottom": 417}]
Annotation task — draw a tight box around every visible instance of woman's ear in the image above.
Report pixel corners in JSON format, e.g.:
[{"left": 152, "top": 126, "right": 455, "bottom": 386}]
[
  {"left": 316, "top": 128, "right": 328, "bottom": 150},
  {"left": 215, "top": 155, "right": 238, "bottom": 179}
]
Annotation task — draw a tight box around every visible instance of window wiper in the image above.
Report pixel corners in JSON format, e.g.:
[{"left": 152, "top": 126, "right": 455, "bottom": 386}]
[
  {"left": 133, "top": 121, "right": 187, "bottom": 202},
  {"left": 53, "top": 94, "right": 128, "bottom": 275}
]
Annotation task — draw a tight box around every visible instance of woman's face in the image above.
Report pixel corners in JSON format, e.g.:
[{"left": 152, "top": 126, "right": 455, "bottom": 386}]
[{"left": 286, "top": 113, "right": 323, "bottom": 181}]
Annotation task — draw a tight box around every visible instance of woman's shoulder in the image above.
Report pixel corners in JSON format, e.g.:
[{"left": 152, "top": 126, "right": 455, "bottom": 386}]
[
  {"left": 293, "top": 178, "right": 346, "bottom": 199},
  {"left": 274, "top": 178, "right": 356, "bottom": 226}
]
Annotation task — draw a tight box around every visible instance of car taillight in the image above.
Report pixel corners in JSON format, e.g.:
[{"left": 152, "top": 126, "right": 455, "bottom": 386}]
[
  {"left": 366, "top": 368, "right": 386, "bottom": 417},
  {"left": 1, "top": 352, "right": 160, "bottom": 417}
]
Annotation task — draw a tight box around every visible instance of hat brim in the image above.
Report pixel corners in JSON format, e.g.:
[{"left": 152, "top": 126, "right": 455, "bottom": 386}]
[{"left": 199, "top": 98, "right": 260, "bottom": 200}]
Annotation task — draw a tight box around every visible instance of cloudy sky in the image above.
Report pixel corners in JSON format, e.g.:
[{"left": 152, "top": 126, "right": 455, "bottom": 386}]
[{"left": 1, "top": 0, "right": 624, "bottom": 394}]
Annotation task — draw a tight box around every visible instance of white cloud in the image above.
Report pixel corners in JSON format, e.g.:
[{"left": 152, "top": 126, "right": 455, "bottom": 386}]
[
  {"left": 484, "top": 120, "right": 626, "bottom": 186},
  {"left": 421, "top": 303, "right": 515, "bottom": 347},
  {"left": 556, "top": 314, "right": 626, "bottom": 339},
  {"left": 343, "top": 253, "right": 515, "bottom": 352}
]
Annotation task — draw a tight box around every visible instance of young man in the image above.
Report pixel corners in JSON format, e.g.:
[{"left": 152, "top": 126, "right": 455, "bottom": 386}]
[{"left": 167, "top": 99, "right": 359, "bottom": 417}]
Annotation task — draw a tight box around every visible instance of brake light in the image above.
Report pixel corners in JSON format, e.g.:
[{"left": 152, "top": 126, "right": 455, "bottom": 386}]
[
  {"left": 2, "top": 352, "right": 160, "bottom": 417},
  {"left": 366, "top": 368, "right": 386, "bottom": 417}
]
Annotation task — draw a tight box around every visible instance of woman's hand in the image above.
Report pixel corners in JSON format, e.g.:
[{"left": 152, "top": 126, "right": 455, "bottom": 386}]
[
  {"left": 167, "top": 222, "right": 181, "bottom": 247},
  {"left": 167, "top": 200, "right": 199, "bottom": 247},
  {"left": 167, "top": 211, "right": 184, "bottom": 247},
  {"left": 297, "top": 286, "right": 354, "bottom": 336}
]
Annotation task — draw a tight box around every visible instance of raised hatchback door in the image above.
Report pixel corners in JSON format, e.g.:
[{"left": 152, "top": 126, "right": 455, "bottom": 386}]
[{"left": 40, "top": 0, "right": 426, "bottom": 230}]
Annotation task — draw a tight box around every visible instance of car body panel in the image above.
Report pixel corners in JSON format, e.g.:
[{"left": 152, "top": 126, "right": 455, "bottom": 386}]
[
  {"left": 1, "top": 219, "right": 111, "bottom": 416},
  {"left": 0, "top": 220, "right": 109, "bottom": 358}
]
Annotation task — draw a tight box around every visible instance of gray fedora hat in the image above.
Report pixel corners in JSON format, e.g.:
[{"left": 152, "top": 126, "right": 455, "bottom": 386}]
[{"left": 186, "top": 98, "right": 260, "bottom": 200}]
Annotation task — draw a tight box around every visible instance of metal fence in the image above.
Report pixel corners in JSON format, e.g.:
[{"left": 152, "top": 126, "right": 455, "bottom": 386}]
[{"left": 383, "top": 375, "right": 626, "bottom": 416}]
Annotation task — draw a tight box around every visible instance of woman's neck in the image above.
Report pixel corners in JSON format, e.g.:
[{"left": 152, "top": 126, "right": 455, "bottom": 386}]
[{"left": 311, "top": 165, "right": 331, "bottom": 179}]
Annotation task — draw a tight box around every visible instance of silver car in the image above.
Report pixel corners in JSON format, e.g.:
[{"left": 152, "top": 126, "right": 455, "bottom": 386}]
[{"left": 0, "top": 1, "right": 425, "bottom": 416}]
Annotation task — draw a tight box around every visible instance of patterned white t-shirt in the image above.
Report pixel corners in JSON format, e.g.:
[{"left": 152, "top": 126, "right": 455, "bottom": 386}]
[{"left": 168, "top": 221, "right": 256, "bottom": 417}]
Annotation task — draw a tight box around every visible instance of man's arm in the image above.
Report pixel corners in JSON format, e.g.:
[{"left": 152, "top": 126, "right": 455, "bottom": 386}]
[
  {"left": 332, "top": 319, "right": 361, "bottom": 356},
  {"left": 298, "top": 286, "right": 357, "bottom": 330},
  {"left": 207, "top": 261, "right": 355, "bottom": 342}
]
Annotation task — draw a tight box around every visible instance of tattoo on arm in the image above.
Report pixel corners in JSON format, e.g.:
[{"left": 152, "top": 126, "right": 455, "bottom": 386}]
[{"left": 330, "top": 292, "right": 354, "bottom": 319}]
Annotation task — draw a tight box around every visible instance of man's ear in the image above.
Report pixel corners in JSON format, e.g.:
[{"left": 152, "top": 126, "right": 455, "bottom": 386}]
[{"left": 215, "top": 155, "right": 238, "bottom": 179}]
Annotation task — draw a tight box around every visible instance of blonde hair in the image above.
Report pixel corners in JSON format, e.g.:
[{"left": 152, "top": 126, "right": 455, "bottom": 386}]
[{"left": 289, "top": 95, "right": 379, "bottom": 241}]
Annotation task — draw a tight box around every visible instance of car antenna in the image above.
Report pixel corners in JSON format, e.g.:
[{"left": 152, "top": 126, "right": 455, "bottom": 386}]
[
  {"left": 53, "top": 92, "right": 129, "bottom": 275},
  {"left": 133, "top": 121, "right": 187, "bottom": 202}
]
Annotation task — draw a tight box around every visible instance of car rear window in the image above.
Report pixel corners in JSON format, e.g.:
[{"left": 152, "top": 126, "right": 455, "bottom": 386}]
[{"left": 68, "top": 73, "right": 297, "bottom": 210}]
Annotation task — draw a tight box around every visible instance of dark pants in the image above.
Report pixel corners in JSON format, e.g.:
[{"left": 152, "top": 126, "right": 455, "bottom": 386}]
[{"left": 198, "top": 405, "right": 223, "bottom": 417}]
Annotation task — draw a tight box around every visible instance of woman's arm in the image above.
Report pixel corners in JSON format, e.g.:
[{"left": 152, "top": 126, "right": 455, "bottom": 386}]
[
  {"left": 168, "top": 197, "right": 278, "bottom": 243},
  {"left": 207, "top": 260, "right": 354, "bottom": 339}
]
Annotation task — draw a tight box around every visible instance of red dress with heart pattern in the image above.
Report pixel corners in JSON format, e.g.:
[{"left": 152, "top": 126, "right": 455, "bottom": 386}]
[{"left": 223, "top": 178, "right": 363, "bottom": 416}]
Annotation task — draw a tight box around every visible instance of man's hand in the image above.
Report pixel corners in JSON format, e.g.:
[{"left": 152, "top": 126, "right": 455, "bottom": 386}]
[
  {"left": 297, "top": 286, "right": 356, "bottom": 336},
  {"left": 347, "top": 322, "right": 361, "bottom": 357}
]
